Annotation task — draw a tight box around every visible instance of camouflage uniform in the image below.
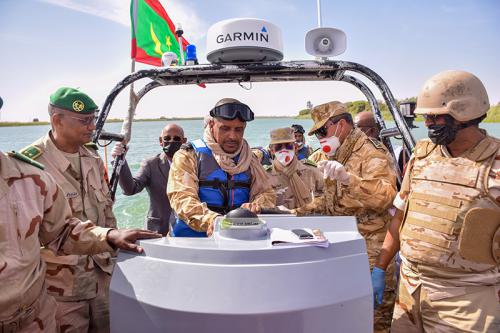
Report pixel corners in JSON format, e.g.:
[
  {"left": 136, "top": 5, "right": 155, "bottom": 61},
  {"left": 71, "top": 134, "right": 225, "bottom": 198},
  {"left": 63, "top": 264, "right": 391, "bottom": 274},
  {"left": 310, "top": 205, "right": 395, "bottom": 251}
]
[
  {"left": 0, "top": 151, "right": 114, "bottom": 333},
  {"left": 21, "top": 133, "right": 116, "bottom": 332},
  {"left": 265, "top": 127, "right": 324, "bottom": 209},
  {"left": 391, "top": 136, "right": 500, "bottom": 333},
  {"left": 308, "top": 148, "right": 328, "bottom": 164},
  {"left": 295, "top": 127, "right": 398, "bottom": 333},
  {"left": 167, "top": 148, "right": 276, "bottom": 233},
  {"left": 266, "top": 160, "right": 323, "bottom": 209}
]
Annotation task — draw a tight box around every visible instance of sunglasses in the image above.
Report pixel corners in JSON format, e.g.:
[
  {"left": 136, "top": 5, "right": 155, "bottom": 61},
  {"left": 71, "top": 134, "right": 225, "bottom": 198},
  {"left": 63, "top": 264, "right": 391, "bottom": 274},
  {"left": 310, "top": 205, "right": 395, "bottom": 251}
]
[
  {"left": 65, "top": 114, "right": 97, "bottom": 126},
  {"left": 163, "top": 135, "right": 182, "bottom": 142},
  {"left": 273, "top": 143, "right": 294, "bottom": 151},
  {"left": 314, "top": 120, "right": 335, "bottom": 139},
  {"left": 209, "top": 103, "right": 254, "bottom": 122}
]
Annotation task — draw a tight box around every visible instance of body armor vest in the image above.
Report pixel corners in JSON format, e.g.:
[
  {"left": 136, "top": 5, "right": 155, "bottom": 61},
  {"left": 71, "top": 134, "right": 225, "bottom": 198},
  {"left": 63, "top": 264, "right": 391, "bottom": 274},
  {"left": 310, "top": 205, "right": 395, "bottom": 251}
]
[{"left": 400, "top": 138, "right": 499, "bottom": 273}]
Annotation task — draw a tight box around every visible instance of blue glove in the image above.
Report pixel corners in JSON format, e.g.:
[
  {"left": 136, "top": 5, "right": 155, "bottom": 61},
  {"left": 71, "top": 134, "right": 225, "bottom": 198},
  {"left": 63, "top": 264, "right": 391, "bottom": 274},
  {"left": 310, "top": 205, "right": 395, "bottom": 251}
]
[{"left": 371, "top": 266, "right": 386, "bottom": 309}]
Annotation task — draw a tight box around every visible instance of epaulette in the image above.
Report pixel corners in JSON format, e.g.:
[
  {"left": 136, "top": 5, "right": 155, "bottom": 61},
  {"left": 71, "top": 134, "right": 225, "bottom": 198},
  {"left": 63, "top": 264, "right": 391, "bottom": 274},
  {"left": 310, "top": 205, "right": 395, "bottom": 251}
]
[
  {"left": 414, "top": 139, "right": 437, "bottom": 159},
  {"left": 263, "top": 164, "right": 273, "bottom": 172},
  {"left": 367, "top": 137, "right": 385, "bottom": 150},
  {"left": 8, "top": 151, "right": 45, "bottom": 170},
  {"left": 301, "top": 158, "right": 317, "bottom": 167},
  {"left": 20, "top": 145, "right": 43, "bottom": 160},
  {"left": 84, "top": 142, "right": 99, "bottom": 151},
  {"left": 181, "top": 142, "right": 193, "bottom": 150}
]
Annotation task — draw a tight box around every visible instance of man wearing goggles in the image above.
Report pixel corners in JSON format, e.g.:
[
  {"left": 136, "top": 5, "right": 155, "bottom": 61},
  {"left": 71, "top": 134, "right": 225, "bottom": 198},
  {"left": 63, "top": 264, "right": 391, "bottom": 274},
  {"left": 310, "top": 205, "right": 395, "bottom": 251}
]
[
  {"left": 19, "top": 87, "right": 118, "bottom": 332},
  {"left": 291, "top": 124, "right": 314, "bottom": 160},
  {"left": 374, "top": 70, "right": 500, "bottom": 333},
  {"left": 264, "top": 127, "right": 323, "bottom": 210},
  {"left": 112, "top": 123, "right": 187, "bottom": 236},
  {"left": 293, "top": 100, "right": 398, "bottom": 333},
  {"left": 167, "top": 98, "right": 275, "bottom": 237}
]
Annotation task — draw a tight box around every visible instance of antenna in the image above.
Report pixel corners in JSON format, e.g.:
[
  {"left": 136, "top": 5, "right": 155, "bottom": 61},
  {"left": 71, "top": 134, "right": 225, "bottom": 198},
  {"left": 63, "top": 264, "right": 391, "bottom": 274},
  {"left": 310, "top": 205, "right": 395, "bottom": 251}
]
[{"left": 317, "top": 0, "right": 322, "bottom": 28}]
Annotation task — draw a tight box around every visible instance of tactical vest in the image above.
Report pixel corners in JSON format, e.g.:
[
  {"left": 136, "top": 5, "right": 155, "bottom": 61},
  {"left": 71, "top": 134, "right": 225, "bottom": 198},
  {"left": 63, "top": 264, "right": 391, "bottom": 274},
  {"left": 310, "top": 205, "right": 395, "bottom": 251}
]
[
  {"left": 400, "top": 138, "right": 500, "bottom": 272},
  {"left": 172, "top": 139, "right": 252, "bottom": 237}
]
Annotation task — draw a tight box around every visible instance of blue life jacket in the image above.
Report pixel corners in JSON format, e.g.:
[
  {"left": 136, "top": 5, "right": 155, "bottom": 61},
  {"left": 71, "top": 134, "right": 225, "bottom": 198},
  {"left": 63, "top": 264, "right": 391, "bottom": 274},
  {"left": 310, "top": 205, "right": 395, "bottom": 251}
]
[
  {"left": 297, "top": 145, "right": 310, "bottom": 160},
  {"left": 254, "top": 146, "right": 272, "bottom": 166},
  {"left": 172, "top": 139, "right": 252, "bottom": 237}
]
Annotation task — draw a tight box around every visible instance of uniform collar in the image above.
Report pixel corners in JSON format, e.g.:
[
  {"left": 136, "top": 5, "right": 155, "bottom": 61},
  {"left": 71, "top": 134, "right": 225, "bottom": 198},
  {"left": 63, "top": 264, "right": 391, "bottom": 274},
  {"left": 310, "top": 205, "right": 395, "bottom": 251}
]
[
  {"left": 440, "top": 132, "right": 498, "bottom": 162},
  {"left": 44, "top": 132, "right": 99, "bottom": 172}
]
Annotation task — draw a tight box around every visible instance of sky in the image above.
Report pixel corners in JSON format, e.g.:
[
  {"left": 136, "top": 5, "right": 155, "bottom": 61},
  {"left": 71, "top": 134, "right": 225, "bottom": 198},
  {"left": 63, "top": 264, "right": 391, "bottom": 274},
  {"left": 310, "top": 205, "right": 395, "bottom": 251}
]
[{"left": 0, "top": 0, "right": 499, "bottom": 122}]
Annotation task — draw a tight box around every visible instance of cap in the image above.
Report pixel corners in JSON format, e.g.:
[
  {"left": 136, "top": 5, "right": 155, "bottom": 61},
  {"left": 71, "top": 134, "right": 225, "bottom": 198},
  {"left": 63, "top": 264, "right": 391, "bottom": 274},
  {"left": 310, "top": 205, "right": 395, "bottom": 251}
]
[
  {"left": 49, "top": 87, "right": 98, "bottom": 114},
  {"left": 270, "top": 127, "right": 295, "bottom": 144},
  {"left": 307, "top": 101, "right": 348, "bottom": 136}
]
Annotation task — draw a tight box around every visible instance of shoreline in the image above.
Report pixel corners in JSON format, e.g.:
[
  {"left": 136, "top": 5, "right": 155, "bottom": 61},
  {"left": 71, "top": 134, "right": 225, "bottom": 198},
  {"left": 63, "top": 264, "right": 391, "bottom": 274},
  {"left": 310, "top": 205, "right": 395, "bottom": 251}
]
[
  {"left": 0, "top": 116, "right": 297, "bottom": 127},
  {"left": 2, "top": 116, "right": 499, "bottom": 127}
]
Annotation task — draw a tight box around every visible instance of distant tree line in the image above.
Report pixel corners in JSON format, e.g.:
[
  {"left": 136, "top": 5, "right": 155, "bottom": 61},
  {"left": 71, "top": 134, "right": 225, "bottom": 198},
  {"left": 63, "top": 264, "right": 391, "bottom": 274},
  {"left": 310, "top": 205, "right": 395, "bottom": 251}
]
[{"left": 297, "top": 98, "right": 500, "bottom": 122}]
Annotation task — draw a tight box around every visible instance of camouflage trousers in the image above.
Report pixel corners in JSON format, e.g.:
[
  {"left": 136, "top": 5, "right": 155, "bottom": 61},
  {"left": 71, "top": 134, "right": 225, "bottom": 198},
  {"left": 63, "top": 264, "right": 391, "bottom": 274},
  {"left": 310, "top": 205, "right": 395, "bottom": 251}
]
[
  {"left": 366, "top": 231, "right": 397, "bottom": 333},
  {"left": 56, "top": 271, "right": 111, "bottom": 333},
  {"left": 391, "top": 266, "right": 500, "bottom": 332},
  {"left": 0, "top": 290, "right": 57, "bottom": 333}
]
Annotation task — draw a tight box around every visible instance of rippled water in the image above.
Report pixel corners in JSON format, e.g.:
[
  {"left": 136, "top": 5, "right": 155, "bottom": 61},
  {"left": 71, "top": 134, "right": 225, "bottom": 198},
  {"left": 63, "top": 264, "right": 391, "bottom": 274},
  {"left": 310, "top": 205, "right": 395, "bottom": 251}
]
[{"left": 1, "top": 119, "right": 498, "bottom": 228}]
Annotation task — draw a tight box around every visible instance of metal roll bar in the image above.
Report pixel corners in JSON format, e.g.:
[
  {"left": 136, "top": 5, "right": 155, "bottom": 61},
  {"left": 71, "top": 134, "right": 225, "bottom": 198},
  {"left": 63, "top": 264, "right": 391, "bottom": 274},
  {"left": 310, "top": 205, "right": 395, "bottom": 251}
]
[{"left": 94, "top": 60, "right": 415, "bottom": 198}]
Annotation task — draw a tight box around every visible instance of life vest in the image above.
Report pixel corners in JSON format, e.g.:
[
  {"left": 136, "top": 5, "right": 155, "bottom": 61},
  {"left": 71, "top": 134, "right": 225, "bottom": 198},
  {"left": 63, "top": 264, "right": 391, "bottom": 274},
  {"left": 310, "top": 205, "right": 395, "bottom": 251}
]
[
  {"left": 172, "top": 139, "right": 252, "bottom": 237},
  {"left": 297, "top": 145, "right": 310, "bottom": 160},
  {"left": 255, "top": 146, "right": 272, "bottom": 166},
  {"left": 400, "top": 138, "right": 500, "bottom": 273}
]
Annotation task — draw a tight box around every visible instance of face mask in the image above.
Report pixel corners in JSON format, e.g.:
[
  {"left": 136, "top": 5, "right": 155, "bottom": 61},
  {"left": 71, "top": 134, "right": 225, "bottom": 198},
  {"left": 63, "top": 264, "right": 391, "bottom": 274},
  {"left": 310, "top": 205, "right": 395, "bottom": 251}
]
[
  {"left": 319, "top": 123, "right": 341, "bottom": 156},
  {"left": 296, "top": 141, "right": 304, "bottom": 149},
  {"left": 163, "top": 141, "right": 182, "bottom": 157},
  {"left": 427, "top": 119, "right": 459, "bottom": 146},
  {"left": 275, "top": 149, "right": 295, "bottom": 166}
]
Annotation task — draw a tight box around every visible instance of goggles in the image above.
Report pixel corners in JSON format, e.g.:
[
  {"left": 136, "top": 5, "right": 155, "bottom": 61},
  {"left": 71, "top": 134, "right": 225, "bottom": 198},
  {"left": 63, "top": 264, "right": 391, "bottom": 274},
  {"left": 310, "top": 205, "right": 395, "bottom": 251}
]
[
  {"left": 209, "top": 103, "right": 254, "bottom": 122},
  {"left": 291, "top": 124, "right": 305, "bottom": 134}
]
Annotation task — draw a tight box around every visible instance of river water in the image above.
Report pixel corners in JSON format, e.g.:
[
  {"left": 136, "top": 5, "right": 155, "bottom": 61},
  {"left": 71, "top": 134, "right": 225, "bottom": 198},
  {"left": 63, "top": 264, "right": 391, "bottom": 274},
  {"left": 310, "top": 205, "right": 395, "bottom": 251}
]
[{"left": 1, "top": 119, "right": 498, "bottom": 228}]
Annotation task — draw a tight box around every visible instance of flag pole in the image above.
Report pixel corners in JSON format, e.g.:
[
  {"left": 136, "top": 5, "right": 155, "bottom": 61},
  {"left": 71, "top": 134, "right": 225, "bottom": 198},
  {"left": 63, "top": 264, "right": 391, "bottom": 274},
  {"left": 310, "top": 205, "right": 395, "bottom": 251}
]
[{"left": 108, "top": 58, "right": 138, "bottom": 200}]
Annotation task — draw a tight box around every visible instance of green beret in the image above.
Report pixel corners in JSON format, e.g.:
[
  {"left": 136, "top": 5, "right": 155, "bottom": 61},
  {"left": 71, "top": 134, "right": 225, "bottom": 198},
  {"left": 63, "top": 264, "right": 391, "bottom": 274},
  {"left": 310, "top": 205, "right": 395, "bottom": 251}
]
[{"left": 49, "top": 87, "right": 98, "bottom": 114}]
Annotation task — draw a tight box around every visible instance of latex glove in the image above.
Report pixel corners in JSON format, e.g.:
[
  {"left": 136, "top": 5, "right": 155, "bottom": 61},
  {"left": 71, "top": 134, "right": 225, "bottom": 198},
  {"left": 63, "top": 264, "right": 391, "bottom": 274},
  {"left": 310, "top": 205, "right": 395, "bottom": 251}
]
[
  {"left": 371, "top": 266, "right": 386, "bottom": 309},
  {"left": 111, "top": 143, "right": 128, "bottom": 158},
  {"left": 317, "top": 160, "right": 350, "bottom": 184}
]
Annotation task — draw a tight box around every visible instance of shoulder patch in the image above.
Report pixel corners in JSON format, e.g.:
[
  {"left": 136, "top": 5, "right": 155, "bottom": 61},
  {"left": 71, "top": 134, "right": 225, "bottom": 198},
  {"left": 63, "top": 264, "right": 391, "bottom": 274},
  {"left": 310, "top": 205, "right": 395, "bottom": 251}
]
[
  {"left": 84, "top": 142, "right": 99, "bottom": 151},
  {"left": 367, "top": 137, "right": 385, "bottom": 150},
  {"left": 301, "top": 159, "right": 317, "bottom": 167},
  {"left": 20, "top": 145, "right": 42, "bottom": 160},
  {"left": 8, "top": 151, "right": 45, "bottom": 170}
]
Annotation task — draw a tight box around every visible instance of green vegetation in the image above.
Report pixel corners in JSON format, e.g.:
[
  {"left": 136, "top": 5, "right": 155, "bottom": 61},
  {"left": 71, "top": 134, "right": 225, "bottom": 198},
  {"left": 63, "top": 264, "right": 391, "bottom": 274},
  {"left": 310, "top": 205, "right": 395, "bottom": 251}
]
[{"left": 295, "top": 99, "right": 500, "bottom": 122}]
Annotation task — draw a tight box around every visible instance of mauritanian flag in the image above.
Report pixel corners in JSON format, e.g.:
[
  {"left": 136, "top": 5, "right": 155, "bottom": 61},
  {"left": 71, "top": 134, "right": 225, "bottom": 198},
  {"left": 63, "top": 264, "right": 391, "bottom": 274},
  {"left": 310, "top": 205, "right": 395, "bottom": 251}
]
[{"left": 130, "top": 0, "right": 189, "bottom": 66}]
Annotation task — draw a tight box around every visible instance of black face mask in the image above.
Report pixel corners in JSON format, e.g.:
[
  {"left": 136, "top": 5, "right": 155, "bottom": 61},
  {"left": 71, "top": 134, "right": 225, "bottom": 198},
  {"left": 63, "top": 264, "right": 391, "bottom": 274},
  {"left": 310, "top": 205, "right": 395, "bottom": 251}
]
[
  {"left": 163, "top": 141, "right": 182, "bottom": 157},
  {"left": 427, "top": 116, "right": 459, "bottom": 146}
]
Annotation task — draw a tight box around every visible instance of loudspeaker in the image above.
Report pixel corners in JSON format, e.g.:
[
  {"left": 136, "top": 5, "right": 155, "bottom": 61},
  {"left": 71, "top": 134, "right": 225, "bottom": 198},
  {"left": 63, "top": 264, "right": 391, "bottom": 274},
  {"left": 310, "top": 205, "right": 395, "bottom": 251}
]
[
  {"left": 305, "top": 27, "right": 347, "bottom": 58},
  {"left": 161, "top": 52, "right": 178, "bottom": 66}
]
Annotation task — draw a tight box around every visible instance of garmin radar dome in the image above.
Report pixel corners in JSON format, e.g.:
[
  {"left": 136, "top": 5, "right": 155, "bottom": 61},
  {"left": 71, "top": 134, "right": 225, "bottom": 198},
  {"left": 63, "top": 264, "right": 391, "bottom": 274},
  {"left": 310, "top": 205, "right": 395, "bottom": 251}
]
[{"left": 206, "top": 18, "right": 283, "bottom": 64}]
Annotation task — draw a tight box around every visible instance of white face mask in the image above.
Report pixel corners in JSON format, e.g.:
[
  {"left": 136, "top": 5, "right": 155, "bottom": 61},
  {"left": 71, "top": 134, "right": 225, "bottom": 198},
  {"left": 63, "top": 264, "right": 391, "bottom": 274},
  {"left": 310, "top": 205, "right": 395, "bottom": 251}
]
[
  {"left": 275, "top": 149, "right": 295, "bottom": 166},
  {"left": 319, "top": 123, "right": 341, "bottom": 156}
]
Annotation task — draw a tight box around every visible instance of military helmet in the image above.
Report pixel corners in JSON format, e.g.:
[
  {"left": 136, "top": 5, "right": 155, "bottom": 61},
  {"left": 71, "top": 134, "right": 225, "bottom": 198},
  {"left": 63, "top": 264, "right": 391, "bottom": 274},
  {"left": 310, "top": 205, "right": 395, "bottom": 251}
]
[{"left": 414, "top": 70, "right": 489, "bottom": 122}]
